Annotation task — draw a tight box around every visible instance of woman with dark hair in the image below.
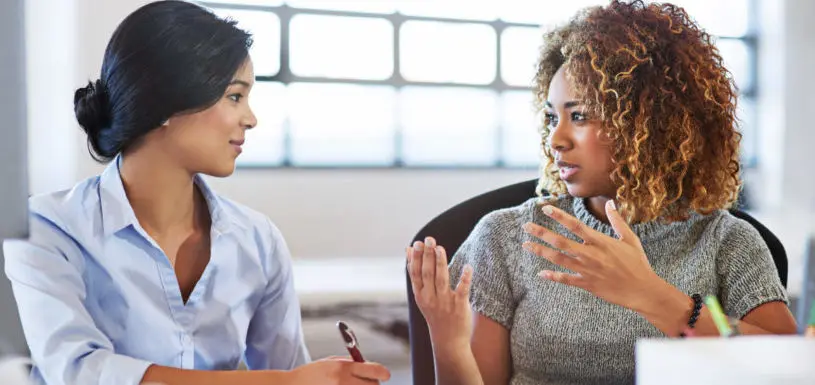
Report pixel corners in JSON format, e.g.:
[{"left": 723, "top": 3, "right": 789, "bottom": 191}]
[
  {"left": 2, "top": 1, "right": 389, "bottom": 385},
  {"left": 407, "top": 1, "right": 796, "bottom": 384}
]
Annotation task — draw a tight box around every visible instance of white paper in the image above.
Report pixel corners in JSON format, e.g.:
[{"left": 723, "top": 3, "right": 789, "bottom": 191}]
[{"left": 636, "top": 336, "right": 815, "bottom": 385}]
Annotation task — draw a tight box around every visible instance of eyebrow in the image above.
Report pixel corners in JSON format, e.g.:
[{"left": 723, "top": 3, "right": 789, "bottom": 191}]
[
  {"left": 228, "top": 80, "right": 252, "bottom": 88},
  {"left": 544, "top": 101, "right": 583, "bottom": 109}
]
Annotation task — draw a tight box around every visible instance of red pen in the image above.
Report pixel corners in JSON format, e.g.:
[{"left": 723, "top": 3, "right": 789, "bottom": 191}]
[{"left": 337, "top": 320, "right": 365, "bottom": 362}]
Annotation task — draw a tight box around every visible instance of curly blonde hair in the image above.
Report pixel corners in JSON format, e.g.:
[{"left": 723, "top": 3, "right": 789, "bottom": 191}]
[{"left": 534, "top": 0, "right": 742, "bottom": 223}]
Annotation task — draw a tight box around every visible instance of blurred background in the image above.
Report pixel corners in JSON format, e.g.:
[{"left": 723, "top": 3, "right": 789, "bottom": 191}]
[{"left": 2, "top": 0, "right": 815, "bottom": 384}]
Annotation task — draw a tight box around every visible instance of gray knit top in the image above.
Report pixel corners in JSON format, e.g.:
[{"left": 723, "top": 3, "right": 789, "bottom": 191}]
[{"left": 448, "top": 196, "right": 788, "bottom": 385}]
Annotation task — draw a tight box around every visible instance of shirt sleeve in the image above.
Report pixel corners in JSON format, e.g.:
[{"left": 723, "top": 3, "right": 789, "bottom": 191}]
[
  {"left": 716, "top": 215, "right": 789, "bottom": 320},
  {"left": 244, "top": 219, "right": 310, "bottom": 370},
  {"left": 448, "top": 210, "right": 518, "bottom": 329},
  {"left": 3, "top": 214, "right": 152, "bottom": 385}
]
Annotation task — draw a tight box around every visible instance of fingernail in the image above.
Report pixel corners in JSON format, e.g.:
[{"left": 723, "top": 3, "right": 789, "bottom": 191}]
[
  {"left": 413, "top": 241, "right": 422, "bottom": 252},
  {"left": 522, "top": 242, "right": 532, "bottom": 251},
  {"left": 435, "top": 246, "right": 444, "bottom": 255},
  {"left": 522, "top": 223, "right": 532, "bottom": 232},
  {"left": 538, "top": 271, "right": 552, "bottom": 279},
  {"left": 425, "top": 237, "right": 435, "bottom": 248},
  {"left": 542, "top": 205, "right": 554, "bottom": 216},
  {"left": 608, "top": 200, "right": 617, "bottom": 211}
]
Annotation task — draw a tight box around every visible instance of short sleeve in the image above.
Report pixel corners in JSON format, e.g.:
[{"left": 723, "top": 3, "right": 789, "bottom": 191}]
[
  {"left": 448, "top": 210, "right": 518, "bottom": 329},
  {"left": 716, "top": 216, "right": 789, "bottom": 320}
]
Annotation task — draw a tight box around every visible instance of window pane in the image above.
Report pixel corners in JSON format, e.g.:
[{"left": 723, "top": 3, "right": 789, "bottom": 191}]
[
  {"left": 501, "top": 91, "right": 541, "bottom": 167},
  {"left": 717, "top": 39, "right": 752, "bottom": 93},
  {"left": 396, "top": 1, "right": 497, "bottom": 21},
  {"left": 238, "top": 82, "right": 286, "bottom": 166},
  {"left": 400, "top": 87, "right": 498, "bottom": 166},
  {"left": 288, "top": 83, "right": 396, "bottom": 165},
  {"left": 400, "top": 21, "right": 496, "bottom": 85},
  {"left": 501, "top": 27, "right": 542, "bottom": 87},
  {"left": 672, "top": 0, "right": 749, "bottom": 37},
  {"left": 286, "top": 0, "right": 396, "bottom": 13},
  {"left": 206, "top": 0, "right": 283, "bottom": 6},
  {"left": 290, "top": 15, "right": 393, "bottom": 80},
  {"left": 211, "top": 8, "right": 280, "bottom": 76},
  {"left": 499, "top": 0, "right": 605, "bottom": 26}
]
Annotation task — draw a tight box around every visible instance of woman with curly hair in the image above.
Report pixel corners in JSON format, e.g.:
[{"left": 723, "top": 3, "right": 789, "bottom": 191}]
[{"left": 407, "top": 1, "right": 797, "bottom": 384}]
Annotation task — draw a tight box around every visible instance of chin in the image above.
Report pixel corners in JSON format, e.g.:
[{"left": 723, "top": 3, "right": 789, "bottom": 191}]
[
  {"left": 565, "top": 183, "right": 591, "bottom": 198},
  {"left": 201, "top": 161, "right": 237, "bottom": 178}
]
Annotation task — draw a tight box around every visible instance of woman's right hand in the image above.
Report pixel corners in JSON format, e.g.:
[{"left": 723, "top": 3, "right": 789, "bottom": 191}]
[
  {"left": 288, "top": 357, "right": 390, "bottom": 385},
  {"left": 407, "top": 237, "right": 474, "bottom": 353}
]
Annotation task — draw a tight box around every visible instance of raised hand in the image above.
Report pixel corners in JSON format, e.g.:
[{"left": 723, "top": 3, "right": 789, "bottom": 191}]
[
  {"left": 522, "top": 200, "right": 667, "bottom": 313},
  {"left": 407, "top": 237, "right": 474, "bottom": 352}
]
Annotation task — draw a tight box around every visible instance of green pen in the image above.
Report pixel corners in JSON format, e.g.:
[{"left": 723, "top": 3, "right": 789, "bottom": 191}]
[{"left": 704, "top": 295, "right": 734, "bottom": 337}]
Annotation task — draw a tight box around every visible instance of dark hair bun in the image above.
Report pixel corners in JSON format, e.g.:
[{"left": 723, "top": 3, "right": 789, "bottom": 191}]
[{"left": 74, "top": 79, "right": 113, "bottom": 157}]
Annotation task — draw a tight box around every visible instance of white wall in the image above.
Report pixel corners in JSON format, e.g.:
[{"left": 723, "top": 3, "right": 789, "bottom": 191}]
[
  {"left": 25, "top": 0, "right": 79, "bottom": 195},
  {"left": 753, "top": 0, "right": 815, "bottom": 296},
  {"left": 26, "top": 0, "right": 815, "bottom": 294}
]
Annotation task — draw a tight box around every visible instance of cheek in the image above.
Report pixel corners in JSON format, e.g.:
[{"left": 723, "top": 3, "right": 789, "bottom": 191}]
[
  {"left": 582, "top": 135, "right": 613, "bottom": 167},
  {"left": 167, "top": 116, "right": 230, "bottom": 155},
  {"left": 197, "top": 104, "right": 236, "bottom": 134}
]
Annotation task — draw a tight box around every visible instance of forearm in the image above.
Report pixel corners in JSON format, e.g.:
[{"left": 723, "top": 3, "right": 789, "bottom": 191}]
[
  {"left": 636, "top": 282, "right": 793, "bottom": 337},
  {"left": 141, "top": 364, "right": 293, "bottom": 385},
  {"left": 432, "top": 343, "right": 484, "bottom": 385}
]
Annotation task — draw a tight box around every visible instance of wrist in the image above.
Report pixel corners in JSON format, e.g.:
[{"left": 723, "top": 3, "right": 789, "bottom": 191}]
[
  {"left": 634, "top": 279, "right": 693, "bottom": 336},
  {"left": 629, "top": 276, "right": 675, "bottom": 314},
  {"left": 283, "top": 366, "right": 308, "bottom": 385},
  {"left": 430, "top": 336, "right": 471, "bottom": 360}
]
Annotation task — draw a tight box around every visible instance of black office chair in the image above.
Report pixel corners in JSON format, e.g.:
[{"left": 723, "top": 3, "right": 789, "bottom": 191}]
[{"left": 405, "top": 179, "right": 788, "bottom": 385}]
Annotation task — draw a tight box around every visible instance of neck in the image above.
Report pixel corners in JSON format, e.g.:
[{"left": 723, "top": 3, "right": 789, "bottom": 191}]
[
  {"left": 586, "top": 195, "right": 613, "bottom": 224},
  {"left": 119, "top": 147, "right": 207, "bottom": 236}
]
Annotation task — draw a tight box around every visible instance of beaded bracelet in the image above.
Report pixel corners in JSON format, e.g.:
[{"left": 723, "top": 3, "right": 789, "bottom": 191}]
[{"left": 679, "top": 293, "right": 703, "bottom": 338}]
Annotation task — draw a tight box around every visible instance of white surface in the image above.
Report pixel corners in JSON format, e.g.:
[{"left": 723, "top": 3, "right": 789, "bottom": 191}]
[
  {"left": 636, "top": 336, "right": 815, "bottom": 385},
  {"left": 0, "top": 356, "right": 31, "bottom": 385},
  {"left": 292, "top": 257, "right": 408, "bottom": 307}
]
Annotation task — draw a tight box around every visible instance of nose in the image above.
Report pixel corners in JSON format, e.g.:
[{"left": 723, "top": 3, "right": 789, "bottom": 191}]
[
  {"left": 242, "top": 105, "right": 257, "bottom": 130},
  {"left": 548, "top": 120, "right": 573, "bottom": 153}
]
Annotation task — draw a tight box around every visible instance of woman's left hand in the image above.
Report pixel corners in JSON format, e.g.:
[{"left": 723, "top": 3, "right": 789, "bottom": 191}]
[{"left": 522, "top": 200, "right": 667, "bottom": 312}]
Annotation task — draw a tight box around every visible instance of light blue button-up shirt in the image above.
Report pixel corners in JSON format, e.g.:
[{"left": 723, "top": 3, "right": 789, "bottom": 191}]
[{"left": 3, "top": 158, "right": 310, "bottom": 385}]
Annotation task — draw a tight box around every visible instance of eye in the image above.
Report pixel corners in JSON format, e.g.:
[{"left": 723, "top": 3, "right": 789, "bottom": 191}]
[
  {"left": 571, "top": 111, "right": 587, "bottom": 122},
  {"left": 544, "top": 112, "right": 558, "bottom": 128},
  {"left": 228, "top": 93, "right": 244, "bottom": 103}
]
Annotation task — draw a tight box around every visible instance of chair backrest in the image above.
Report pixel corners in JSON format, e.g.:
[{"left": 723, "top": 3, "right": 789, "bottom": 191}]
[{"left": 406, "top": 179, "right": 788, "bottom": 385}]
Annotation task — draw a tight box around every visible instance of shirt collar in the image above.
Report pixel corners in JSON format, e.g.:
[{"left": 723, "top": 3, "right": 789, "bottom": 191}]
[{"left": 99, "top": 154, "right": 245, "bottom": 236}]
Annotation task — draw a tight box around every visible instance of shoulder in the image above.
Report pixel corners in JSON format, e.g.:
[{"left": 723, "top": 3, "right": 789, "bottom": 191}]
[
  {"left": 213, "top": 194, "right": 292, "bottom": 273},
  {"left": 28, "top": 175, "right": 103, "bottom": 238},
  {"left": 474, "top": 197, "right": 541, "bottom": 235},
  {"left": 215, "top": 195, "right": 280, "bottom": 236},
  {"left": 475, "top": 195, "right": 575, "bottom": 230},
  {"left": 4, "top": 177, "right": 103, "bottom": 272},
  {"left": 701, "top": 209, "right": 767, "bottom": 250}
]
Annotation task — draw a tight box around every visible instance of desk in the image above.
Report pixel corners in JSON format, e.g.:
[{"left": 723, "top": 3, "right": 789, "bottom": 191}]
[{"left": 636, "top": 336, "right": 815, "bottom": 384}]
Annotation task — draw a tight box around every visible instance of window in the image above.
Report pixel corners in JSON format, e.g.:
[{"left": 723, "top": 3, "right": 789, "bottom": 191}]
[{"left": 203, "top": 0, "right": 757, "bottom": 168}]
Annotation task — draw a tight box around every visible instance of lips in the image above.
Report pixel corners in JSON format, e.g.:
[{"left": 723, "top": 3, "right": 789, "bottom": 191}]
[
  {"left": 556, "top": 160, "right": 579, "bottom": 181},
  {"left": 230, "top": 139, "right": 244, "bottom": 154}
]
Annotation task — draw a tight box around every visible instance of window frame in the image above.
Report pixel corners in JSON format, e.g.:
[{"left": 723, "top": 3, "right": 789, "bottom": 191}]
[{"left": 200, "top": 1, "right": 759, "bottom": 170}]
